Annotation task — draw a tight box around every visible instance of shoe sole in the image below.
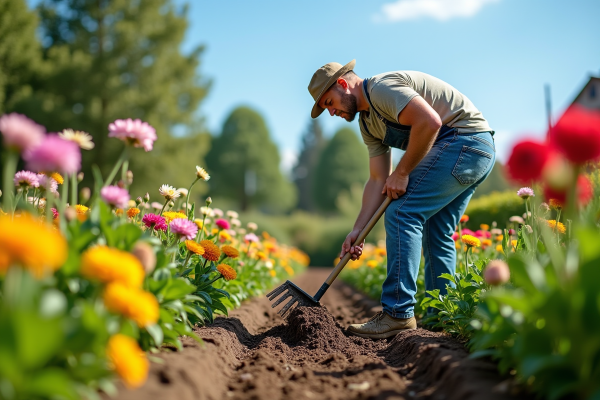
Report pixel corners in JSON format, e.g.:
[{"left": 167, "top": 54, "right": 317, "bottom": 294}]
[{"left": 347, "top": 326, "right": 416, "bottom": 339}]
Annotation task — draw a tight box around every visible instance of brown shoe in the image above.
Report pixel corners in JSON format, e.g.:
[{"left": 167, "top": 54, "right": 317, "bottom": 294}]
[{"left": 347, "top": 311, "right": 416, "bottom": 339}]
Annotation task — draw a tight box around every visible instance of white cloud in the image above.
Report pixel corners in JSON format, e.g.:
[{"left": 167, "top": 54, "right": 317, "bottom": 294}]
[
  {"left": 280, "top": 148, "right": 298, "bottom": 178},
  {"left": 376, "top": 0, "right": 500, "bottom": 22}
]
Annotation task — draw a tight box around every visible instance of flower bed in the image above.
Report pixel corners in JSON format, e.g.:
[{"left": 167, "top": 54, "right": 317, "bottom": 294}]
[{"left": 0, "top": 113, "right": 308, "bottom": 399}]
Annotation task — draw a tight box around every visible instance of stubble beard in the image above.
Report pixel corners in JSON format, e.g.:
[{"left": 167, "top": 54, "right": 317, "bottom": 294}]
[{"left": 340, "top": 91, "right": 358, "bottom": 122}]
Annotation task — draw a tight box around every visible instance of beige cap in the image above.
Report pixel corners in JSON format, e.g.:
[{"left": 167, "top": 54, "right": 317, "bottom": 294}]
[{"left": 308, "top": 59, "right": 356, "bottom": 118}]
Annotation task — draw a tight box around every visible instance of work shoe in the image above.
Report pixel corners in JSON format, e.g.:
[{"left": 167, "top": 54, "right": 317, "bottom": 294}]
[{"left": 347, "top": 311, "right": 416, "bottom": 339}]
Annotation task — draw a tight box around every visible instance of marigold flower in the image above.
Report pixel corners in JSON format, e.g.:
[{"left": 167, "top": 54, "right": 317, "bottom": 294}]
[
  {"left": 516, "top": 187, "right": 535, "bottom": 199},
  {"left": 109, "top": 118, "right": 157, "bottom": 152},
  {"left": 127, "top": 207, "right": 140, "bottom": 219},
  {"left": 495, "top": 244, "right": 504, "bottom": 253},
  {"left": 256, "top": 251, "right": 268, "bottom": 260},
  {"left": 483, "top": 260, "right": 510, "bottom": 286},
  {"left": 162, "top": 211, "right": 186, "bottom": 223},
  {"left": 196, "top": 166, "right": 210, "bottom": 181},
  {"left": 159, "top": 184, "right": 179, "bottom": 200},
  {"left": 460, "top": 215, "right": 469, "bottom": 223},
  {"left": 200, "top": 240, "right": 220, "bottom": 261},
  {"left": 101, "top": 185, "right": 130, "bottom": 209},
  {"left": 14, "top": 170, "right": 40, "bottom": 189},
  {"left": 103, "top": 282, "right": 159, "bottom": 327},
  {"left": 107, "top": 334, "right": 149, "bottom": 389},
  {"left": 50, "top": 172, "right": 64, "bottom": 185},
  {"left": 546, "top": 219, "right": 566, "bottom": 234},
  {"left": 506, "top": 139, "right": 550, "bottom": 183},
  {"left": 24, "top": 135, "right": 81, "bottom": 174},
  {"left": 80, "top": 246, "right": 145, "bottom": 287},
  {"left": 216, "top": 264, "right": 237, "bottom": 281},
  {"left": 0, "top": 214, "right": 67, "bottom": 277},
  {"left": 367, "top": 260, "right": 378, "bottom": 269},
  {"left": 170, "top": 218, "right": 198, "bottom": 241},
  {"left": 461, "top": 234, "right": 481, "bottom": 248},
  {"left": 548, "top": 105, "right": 600, "bottom": 164},
  {"left": 219, "top": 230, "right": 232, "bottom": 242},
  {"left": 115, "top": 209, "right": 124, "bottom": 216},
  {"left": 375, "top": 247, "right": 387, "bottom": 257},
  {"left": 185, "top": 240, "right": 205, "bottom": 255},
  {"left": 221, "top": 245, "right": 239, "bottom": 259},
  {"left": 511, "top": 240, "right": 518, "bottom": 248},
  {"left": 482, "top": 239, "right": 492, "bottom": 248},
  {"left": 59, "top": 129, "right": 95, "bottom": 150},
  {"left": 480, "top": 224, "right": 490, "bottom": 231},
  {"left": 496, "top": 234, "right": 504, "bottom": 241},
  {"left": 215, "top": 218, "right": 230, "bottom": 230},
  {"left": 269, "top": 269, "right": 276, "bottom": 277}
]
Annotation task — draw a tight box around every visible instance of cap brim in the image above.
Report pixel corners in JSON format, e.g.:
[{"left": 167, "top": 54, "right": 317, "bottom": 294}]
[{"left": 311, "top": 59, "right": 356, "bottom": 119}]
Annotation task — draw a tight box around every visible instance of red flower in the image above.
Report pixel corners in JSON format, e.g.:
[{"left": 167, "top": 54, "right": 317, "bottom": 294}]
[
  {"left": 506, "top": 139, "right": 551, "bottom": 183},
  {"left": 548, "top": 105, "right": 600, "bottom": 164},
  {"left": 544, "top": 174, "right": 594, "bottom": 208},
  {"left": 215, "top": 218, "right": 230, "bottom": 230}
]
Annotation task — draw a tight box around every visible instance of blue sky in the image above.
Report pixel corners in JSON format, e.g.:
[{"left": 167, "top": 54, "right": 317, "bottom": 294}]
[{"left": 180, "top": 0, "right": 600, "bottom": 172}]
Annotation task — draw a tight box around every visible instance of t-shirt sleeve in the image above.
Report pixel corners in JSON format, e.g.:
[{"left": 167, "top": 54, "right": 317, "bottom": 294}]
[
  {"left": 370, "top": 79, "right": 419, "bottom": 123},
  {"left": 359, "top": 117, "right": 390, "bottom": 158}
]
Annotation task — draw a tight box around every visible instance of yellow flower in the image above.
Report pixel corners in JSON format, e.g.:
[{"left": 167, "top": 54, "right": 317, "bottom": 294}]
[
  {"left": 367, "top": 260, "right": 378, "bottom": 269},
  {"left": 496, "top": 244, "right": 504, "bottom": 253},
  {"left": 0, "top": 214, "right": 67, "bottom": 277},
  {"left": 185, "top": 240, "right": 205, "bottom": 255},
  {"left": 194, "top": 219, "right": 204, "bottom": 229},
  {"left": 59, "top": 129, "right": 95, "bottom": 150},
  {"left": 256, "top": 251, "right": 268, "bottom": 261},
  {"left": 269, "top": 269, "right": 276, "bottom": 278},
  {"left": 80, "top": 246, "right": 145, "bottom": 287},
  {"left": 375, "top": 248, "right": 387, "bottom": 257},
  {"left": 115, "top": 209, "right": 124, "bottom": 216},
  {"left": 482, "top": 239, "right": 492, "bottom": 248},
  {"left": 264, "top": 242, "right": 277, "bottom": 253},
  {"left": 221, "top": 245, "right": 239, "bottom": 259},
  {"left": 75, "top": 205, "right": 89, "bottom": 214},
  {"left": 480, "top": 224, "right": 490, "bottom": 231},
  {"left": 103, "top": 283, "right": 159, "bottom": 327},
  {"left": 511, "top": 240, "right": 518, "bottom": 248},
  {"left": 195, "top": 166, "right": 210, "bottom": 181},
  {"left": 216, "top": 264, "right": 237, "bottom": 281},
  {"left": 546, "top": 219, "right": 566, "bottom": 234},
  {"left": 496, "top": 234, "right": 503, "bottom": 242},
  {"left": 50, "top": 172, "right": 64, "bottom": 185},
  {"left": 127, "top": 207, "right": 140, "bottom": 219},
  {"left": 284, "top": 265, "right": 295, "bottom": 276},
  {"left": 200, "top": 240, "right": 220, "bottom": 262},
  {"left": 461, "top": 234, "right": 481, "bottom": 248},
  {"left": 455, "top": 241, "right": 462, "bottom": 250},
  {"left": 219, "top": 230, "right": 231, "bottom": 242},
  {"left": 107, "top": 334, "right": 148, "bottom": 388},
  {"left": 162, "top": 211, "right": 186, "bottom": 223}
]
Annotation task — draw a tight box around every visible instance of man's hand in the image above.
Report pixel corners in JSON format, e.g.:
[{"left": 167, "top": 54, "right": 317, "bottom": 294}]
[
  {"left": 340, "top": 228, "right": 364, "bottom": 261},
  {"left": 382, "top": 171, "right": 409, "bottom": 199}
]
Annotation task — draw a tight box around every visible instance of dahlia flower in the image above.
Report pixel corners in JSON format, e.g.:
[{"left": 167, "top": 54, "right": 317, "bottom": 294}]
[
  {"left": 108, "top": 118, "right": 157, "bottom": 152},
  {"left": 195, "top": 166, "right": 210, "bottom": 181},
  {"left": 107, "top": 334, "right": 149, "bottom": 389},
  {"left": 142, "top": 213, "right": 168, "bottom": 231},
  {"left": 0, "top": 113, "right": 45, "bottom": 152},
  {"left": 548, "top": 105, "right": 600, "bottom": 164},
  {"left": 101, "top": 186, "right": 130, "bottom": 209},
  {"left": 13, "top": 171, "right": 39, "bottom": 189},
  {"left": 506, "top": 139, "right": 550, "bottom": 183},
  {"left": 169, "top": 218, "right": 198, "bottom": 241},
  {"left": 59, "top": 129, "right": 95, "bottom": 150},
  {"left": 159, "top": 184, "right": 179, "bottom": 200},
  {"left": 24, "top": 135, "right": 81, "bottom": 174},
  {"left": 516, "top": 187, "right": 535, "bottom": 199}
]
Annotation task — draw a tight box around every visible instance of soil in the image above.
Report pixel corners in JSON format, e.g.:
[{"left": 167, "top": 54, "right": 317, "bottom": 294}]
[{"left": 113, "top": 268, "right": 529, "bottom": 400}]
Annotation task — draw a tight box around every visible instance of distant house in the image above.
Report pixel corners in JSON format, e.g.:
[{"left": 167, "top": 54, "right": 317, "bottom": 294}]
[{"left": 571, "top": 75, "right": 600, "bottom": 110}]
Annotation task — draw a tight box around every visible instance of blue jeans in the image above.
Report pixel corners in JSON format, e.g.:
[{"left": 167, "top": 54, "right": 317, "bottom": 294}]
[{"left": 382, "top": 130, "right": 495, "bottom": 318}]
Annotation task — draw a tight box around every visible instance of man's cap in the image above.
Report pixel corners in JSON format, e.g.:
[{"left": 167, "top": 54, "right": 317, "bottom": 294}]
[{"left": 308, "top": 59, "right": 356, "bottom": 118}]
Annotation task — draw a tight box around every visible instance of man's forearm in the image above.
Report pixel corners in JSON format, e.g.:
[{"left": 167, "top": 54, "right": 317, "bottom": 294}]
[{"left": 353, "top": 178, "right": 387, "bottom": 232}]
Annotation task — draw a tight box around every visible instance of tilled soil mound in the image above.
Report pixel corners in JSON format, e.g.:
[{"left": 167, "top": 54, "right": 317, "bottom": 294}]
[{"left": 112, "top": 269, "right": 529, "bottom": 400}]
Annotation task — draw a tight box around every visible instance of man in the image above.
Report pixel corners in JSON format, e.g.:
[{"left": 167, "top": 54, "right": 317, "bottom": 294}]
[{"left": 308, "top": 60, "right": 495, "bottom": 339}]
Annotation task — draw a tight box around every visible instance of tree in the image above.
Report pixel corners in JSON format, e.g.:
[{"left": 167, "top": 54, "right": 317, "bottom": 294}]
[
  {"left": 313, "top": 127, "right": 369, "bottom": 213},
  {"left": 7, "top": 0, "right": 210, "bottom": 195},
  {"left": 292, "top": 119, "right": 326, "bottom": 212},
  {"left": 472, "top": 162, "right": 514, "bottom": 198},
  {"left": 206, "top": 106, "right": 296, "bottom": 212}
]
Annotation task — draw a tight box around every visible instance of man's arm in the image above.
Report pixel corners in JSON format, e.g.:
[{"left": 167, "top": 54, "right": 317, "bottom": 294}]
[
  {"left": 340, "top": 152, "right": 391, "bottom": 260},
  {"left": 382, "top": 96, "right": 442, "bottom": 199}
]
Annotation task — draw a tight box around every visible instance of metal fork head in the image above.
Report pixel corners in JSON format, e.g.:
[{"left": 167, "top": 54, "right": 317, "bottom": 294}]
[{"left": 266, "top": 280, "right": 320, "bottom": 317}]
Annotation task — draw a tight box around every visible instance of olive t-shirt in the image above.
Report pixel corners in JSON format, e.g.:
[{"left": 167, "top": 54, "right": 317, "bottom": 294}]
[{"left": 359, "top": 71, "right": 492, "bottom": 158}]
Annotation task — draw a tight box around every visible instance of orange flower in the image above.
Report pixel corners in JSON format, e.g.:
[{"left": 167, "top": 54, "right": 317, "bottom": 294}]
[
  {"left": 460, "top": 215, "right": 469, "bottom": 223},
  {"left": 482, "top": 239, "right": 492, "bottom": 248},
  {"left": 103, "top": 283, "right": 159, "bottom": 327},
  {"left": 200, "top": 240, "right": 220, "bottom": 261},
  {"left": 269, "top": 269, "right": 276, "bottom": 278},
  {"left": 216, "top": 264, "right": 237, "bottom": 281},
  {"left": 80, "top": 246, "right": 144, "bottom": 287},
  {"left": 546, "top": 219, "right": 566, "bottom": 234},
  {"left": 256, "top": 251, "right": 268, "bottom": 261},
  {"left": 127, "top": 207, "right": 140, "bottom": 219},
  {"left": 375, "top": 248, "right": 387, "bottom": 257},
  {"left": 496, "top": 244, "right": 504, "bottom": 253},
  {"left": 367, "top": 260, "right": 378, "bottom": 269},
  {"left": 480, "top": 224, "right": 490, "bottom": 231},
  {"left": 221, "top": 245, "right": 239, "bottom": 259},
  {"left": 185, "top": 240, "right": 205, "bottom": 255},
  {"left": 218, "top": 230, "right": 231, "bottom": 242},
  {"left": 115, "top": 209, "right": 124, "bottom": 216},
  {"left": 549, "top": 199, "right": 563, "bottom": 210},
  {"left": 107, "top": 334, "right": 149, "bottom": 388}
]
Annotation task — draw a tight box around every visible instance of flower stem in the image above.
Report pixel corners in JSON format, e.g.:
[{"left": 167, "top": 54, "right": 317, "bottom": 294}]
[
  {"left": 158, "top": 199, "right": 169, "bottom": 217},
  {"left": 196, "top": 214, "right": 207, "bottom": 243},
  {"left": 121, "top": 159, "right": 129, "bottom": 189},
  {"left": 2, "top": 151, "right": 18, "bottom": 213},
  {"left": 185, "top": 178, "right": 200, "bottom": 220},
  {"left": 104, "top": 147, "right": 128, "bottom": 187},
  {"left": 70, "top": 173, "right": 78, "bottom": 206},
  {"left": 196, "top": 274, "right": 222, "bottom": 291}
]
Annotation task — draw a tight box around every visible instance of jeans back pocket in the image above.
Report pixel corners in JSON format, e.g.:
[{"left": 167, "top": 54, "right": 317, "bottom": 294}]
[{"left": 452, "top": 145, "right": 493, "bottom": 185}]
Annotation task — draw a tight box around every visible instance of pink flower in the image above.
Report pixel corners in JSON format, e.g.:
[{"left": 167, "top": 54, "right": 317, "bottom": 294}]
[
  {"left": 516, "top": 187, "right": 535, "bottom": 199},
  {"left": 462, "top": 228, "right": 475, "bottom": 236},
  {"left": 37, "top": 174, "right": 58, "bottom": 195},
  {"left": 244, "top": 233, "right": 260, "bottom": 243},
  {"left": 169, "top": 218, "right": 198, "bottom": 241},
  {"left": 100, "top": 185, "right": 130, "bottom": 209},
  {"left": 142, "top": 213, "right": 168, "bottom": 231},
  {"left": 508, "top": 229, "right": 516, "bottom": 235},
  {"left": 24, "top": 135, "right": 81, "bottom": 174},
  {"left": 0, "top": 113, "right": 45, "bottom": 152},
  {"left": 483, "top": 260, "right": 510, "bottom": 286},
  {"left": 14, "top": 171, "right": 40, "bottom": 188},
  {"left": 451, "top": 232, "right": 459, "bottom": 241},
  {"left": 215, "top": 218, "right": 230, "bottom": 230},
  {"left": 51, "top": 208, "right": 59, "bottom": 220},
  {"left": 474, "top": 230, "right": 491, "bottom": 239},
  {"left": 108, "top": 118, "right": 157, "bottom": 152}
]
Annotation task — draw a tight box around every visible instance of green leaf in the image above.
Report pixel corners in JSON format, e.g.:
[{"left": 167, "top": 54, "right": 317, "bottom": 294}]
[
  {"left": 145, "top": 324, "right": 164, "bottom": 347},
  {"left": 163, "top": 279, "right": 196, "bottom": 301},
  {"left": 15, "top": 312, "right": 63, "bottom": 369},
  {"left": 27, "top": 368, "right": 78, "bottom": 399}
]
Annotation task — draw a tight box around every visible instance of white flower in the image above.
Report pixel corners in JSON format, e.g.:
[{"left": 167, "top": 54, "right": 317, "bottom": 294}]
[
  {"left": 247, "top": 222, "right": 258, "bottom": 231},
  {"left": 231, "top": 218, "right": 241, "bottom": 227},
  {"left": 177, "top": 188, "right": 189, "bottom": 197},
  {"left": 237, "top": 228, "right": 247, "bottom": 235},
  {"left": 59, "top": 129, "right": 95, "bottom": 150},
  {"left": 159, "top": 184, "right": 180, "bottom": 200},
  {"left": 200, "top": 206, "right": 213, "bottom": 216},
  {"left": 265, "top": 260, "right": 273, "bottom": 269},
  {"left": 204, "top": 217, "right": 212, "bottom": 225},
  {"left": 196, "top": 166, "right": 210, "bottom": 181},
  {"left": 212, "top": 208, "right": 223, "bottom": 218},
  {"left": 226, "top": 210, "right": 239, "bottom": 219}
]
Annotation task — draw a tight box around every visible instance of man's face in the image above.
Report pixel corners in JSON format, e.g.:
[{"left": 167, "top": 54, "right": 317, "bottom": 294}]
[{"left": 319, "top": 84, "right": 358, "bottom": 122}]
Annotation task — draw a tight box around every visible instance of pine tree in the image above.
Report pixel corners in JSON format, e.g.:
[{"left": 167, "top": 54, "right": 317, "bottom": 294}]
[
  {"left": 8, "top": 0, "right": 210, "bottom": 195},
  {"left": 206, "top": 106, "right": 296, "bottom": 212},
  {"left": 313, "top": 127, "right": 369, "bottom": 213},
  {"left": 292, "top": 119, "right": 326, "bottom": 211}
]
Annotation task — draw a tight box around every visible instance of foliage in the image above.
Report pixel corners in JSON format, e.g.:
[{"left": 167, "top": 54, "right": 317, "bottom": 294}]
[
  {"left": 465, "top": 189, "right": 526, "bottom": 228},
  {"left": 206, "top": 106, "right": 296, "bottom": 213},
  {"left": 293, "top": 118, "right": 327, "bottom": 212},
  {"left": 471, "top": 162, "right": 514, "bottom": 199}
]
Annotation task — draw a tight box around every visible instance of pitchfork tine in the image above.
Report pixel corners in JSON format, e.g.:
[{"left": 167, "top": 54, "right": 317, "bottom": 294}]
[
  {"left": 266, "top": 284, "right": 288, "bottom": 300},
  {"left": 270, "top": 290, "right": 292, "bottom": 308},
  {"left": 278, "top": 298, "right": 298, "bottom": 316}
]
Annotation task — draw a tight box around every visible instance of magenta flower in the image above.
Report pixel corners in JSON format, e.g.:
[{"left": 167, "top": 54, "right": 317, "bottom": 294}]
[
  {"left": 462, "top": 228, "right": 475, "bottom": 236},
  {"left": 51, "top": 208, "right": 59, "bottom": 220},
  {"left": 14, "top": 171, "right": 40, "bottom": 189},
  {"left": 215, "top": 218, "right": 230, "bottom": 230},
  {"left": 108, "top": 118, "right": 157, "bottom": 152},
  {"left": 516, "top": 187, "right": 535, "bottom": 199},
  {"left": 451, "top": 232, "right": 459, "bottom": 241},
  {"left": 37, "top": 174, "right": 58, "bottom": 195},
  {"left": 244, "top": 233, "right": 260, "bottom": 243},
  {"left": 169, "top": 218, "right": 198, "bottom": 241},
  {"left": 100, "top": 185, "right": 130, "bottom": 209},
  {"left": 142, "top": 213, "right": 168, "bottom": 231},
  {"left": 24, "top": 135, "right": 81, "bottom": 174},
  {"left": 0, "top": 113, "right": 45, "bottom": 152},
  {"left": 474, "top": 230, "right": 492, "bottom": 239},
  {"left": 508, "top": 229, "right": 516, "bottom": 235}
]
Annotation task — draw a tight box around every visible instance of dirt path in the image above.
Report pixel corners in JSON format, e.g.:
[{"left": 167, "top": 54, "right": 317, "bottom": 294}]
[{"left": 114, "top": 269, "right": 528, "bottom": 400}]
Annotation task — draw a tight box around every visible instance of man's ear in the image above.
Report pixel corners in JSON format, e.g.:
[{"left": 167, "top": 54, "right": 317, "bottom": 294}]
[{"left": 337, "top": 78, "right": 349, "bottom": 90}]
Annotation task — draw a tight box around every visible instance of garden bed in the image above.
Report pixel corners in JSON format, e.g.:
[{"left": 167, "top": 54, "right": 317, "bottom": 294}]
[{"left": 112, "top": 268, "right": 527, "bottom": 400}]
